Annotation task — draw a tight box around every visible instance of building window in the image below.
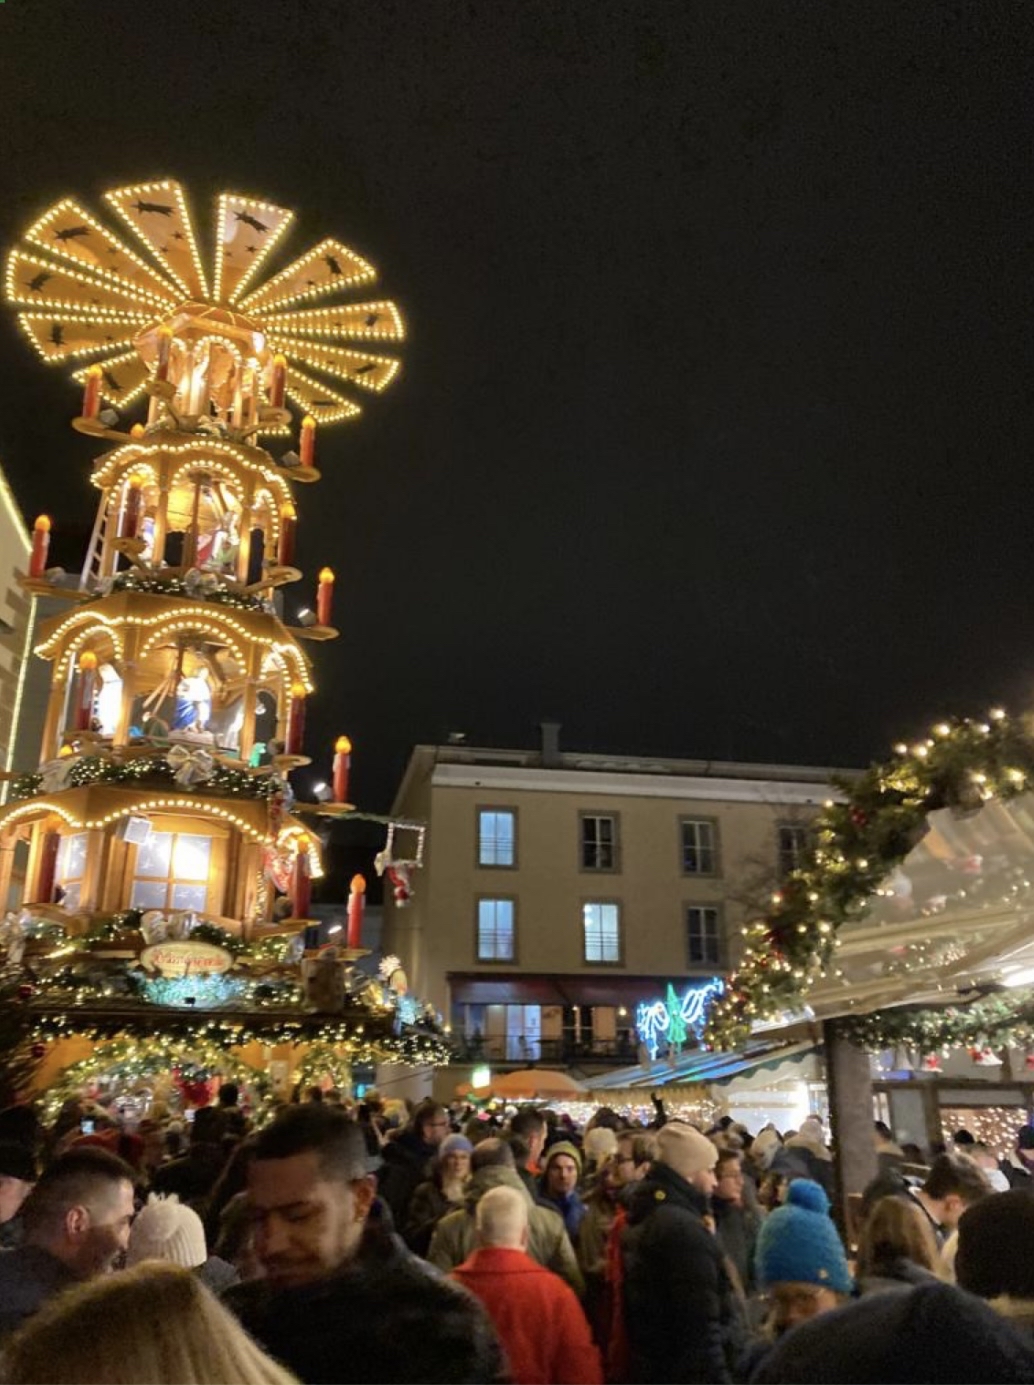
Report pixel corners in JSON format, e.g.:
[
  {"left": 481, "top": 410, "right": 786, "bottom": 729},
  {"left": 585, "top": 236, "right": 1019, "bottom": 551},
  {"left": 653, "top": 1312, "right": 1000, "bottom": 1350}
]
[
  {"left": 778, "top": 824, "right": 809, "bottom": 877},
  {"left": 130, "top": 831, "right": 212, "bottom": 913},
  {"left": 477, "top": 898, "right": 515, "bottom": 961},
  {"left": 581, "top": 813, "right": 619, "bottom": 871},
  {"left": 681, "top": 818, "right": 719, "bottom": 875},
  {"left": 478, "top": 809, "right": 516, "bottom": 867},
  {"left": 687, "top": 905, "right": 721, "bottom": 967},
  {"left": 583, "top": 901, "right": 621, "bottom": 964},
  {"left": 55, "top": 832, "right": 88, "bottom": 911}
]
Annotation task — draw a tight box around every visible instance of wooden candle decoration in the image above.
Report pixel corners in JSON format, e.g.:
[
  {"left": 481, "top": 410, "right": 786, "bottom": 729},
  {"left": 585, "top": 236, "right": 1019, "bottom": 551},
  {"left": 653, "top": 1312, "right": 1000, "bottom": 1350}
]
[
  {"left": 75, "top": 651, "right": 98, "bottom": 732},
  {"left": 347, "top": 874, "right": 366, "bottom": 949},
  {"left": 270, "top": 354, "right": 287, "bottom": 409},
  {"left": 278, "top": 502, "right": 297, "bottom": 567},
  {"left": 82, "top": 365, "right": 103, "bottom": 419},
  {"left": 316, "top": 568, "right": 334, "bottom": 627},
  {"left": 333, "top": 736, "right": 352, "bottom": 803},
  {"left": 292, "top": 844, "right": 312, "bottom": 919},
  {"left": 155, "top": 325, "right": 173, "bottom": 383},
  {"left": 299, "top": 415, "right": 316, "bottom": 467},
  {"left": 286, "top": 682, "right": 307, "bottom": 754},
  {"left": 37, "top": 832, "right": 61, "bottom": 906},
  {"left": 29, "top": 515, "right": 51, "bottom": 578},
  {"left": 122, "top": 474, "right": 143, "bottom": 540}
]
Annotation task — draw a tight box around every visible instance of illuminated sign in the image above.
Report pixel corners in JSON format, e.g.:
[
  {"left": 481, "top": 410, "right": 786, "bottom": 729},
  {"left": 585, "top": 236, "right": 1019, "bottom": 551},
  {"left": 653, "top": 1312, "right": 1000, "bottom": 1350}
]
[
  {"left": 471, "top": 1065, "right": 492, "bottom": 1089},
  {"left": 140, "top": 941, "right": 233, "bottom": 978},
  {"left": 636, "top": 978, "right": 724, "bottom": 1059}
]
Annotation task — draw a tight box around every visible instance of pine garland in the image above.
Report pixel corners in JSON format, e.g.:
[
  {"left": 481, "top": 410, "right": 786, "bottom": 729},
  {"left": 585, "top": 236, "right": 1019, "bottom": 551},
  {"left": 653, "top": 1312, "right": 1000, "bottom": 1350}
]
[
  {"left": 10, "top": 754, "right": 279, "bottom": 803},
  {"left": 706, "top": 709, "right": 1034, "bottom": 1050}
]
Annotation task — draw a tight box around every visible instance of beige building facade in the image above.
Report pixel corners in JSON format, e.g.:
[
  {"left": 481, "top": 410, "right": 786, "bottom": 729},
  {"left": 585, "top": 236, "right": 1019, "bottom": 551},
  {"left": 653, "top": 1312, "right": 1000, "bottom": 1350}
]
[
  {"left": 0, "top": 466, "right": 34, "bottom": 797},
  {"left": 385, "top": 733, "right": 846, "bottom": 1073}
]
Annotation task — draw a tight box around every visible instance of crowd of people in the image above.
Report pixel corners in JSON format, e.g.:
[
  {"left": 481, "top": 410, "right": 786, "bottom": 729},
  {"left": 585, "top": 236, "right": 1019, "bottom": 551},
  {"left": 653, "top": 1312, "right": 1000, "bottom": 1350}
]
[{"left": 0, "top": 1087, "right": 1033, "bottom": 1382}]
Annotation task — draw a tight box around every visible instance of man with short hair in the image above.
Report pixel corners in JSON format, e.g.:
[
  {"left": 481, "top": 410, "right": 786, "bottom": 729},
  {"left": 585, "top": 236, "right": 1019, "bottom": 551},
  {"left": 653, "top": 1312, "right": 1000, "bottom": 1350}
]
[
  {"left": 0, "top": 1147, "right": 135, "bottom": 1337},
  {"left": 429, "top": 1137, "right": 584, "bottom": 1294},
  {"left": 508, "top": 1108, "right": 548, "bottom": 1197},
  {"left": 224, "top": 1104, "right": 505, "bottom": 1384},
  {"left": 452, "top": 1186, "right": 602, "bottom": 1385},
  {"left": 861, "top": 1150, "right": 989, "bottom": 1239}
]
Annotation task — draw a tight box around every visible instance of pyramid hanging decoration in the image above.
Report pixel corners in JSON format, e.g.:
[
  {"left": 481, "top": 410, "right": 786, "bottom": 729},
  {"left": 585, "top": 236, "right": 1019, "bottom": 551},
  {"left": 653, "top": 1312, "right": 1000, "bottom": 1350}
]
[{"left": 6, "top": 178, "right": 405, "bottom": 428}]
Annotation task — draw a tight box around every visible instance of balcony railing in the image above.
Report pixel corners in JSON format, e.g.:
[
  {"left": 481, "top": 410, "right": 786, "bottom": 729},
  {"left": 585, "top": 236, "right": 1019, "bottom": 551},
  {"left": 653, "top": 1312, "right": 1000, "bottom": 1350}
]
[{"left": 453, "top": 1035, "right": 637, "bottom": 1067}]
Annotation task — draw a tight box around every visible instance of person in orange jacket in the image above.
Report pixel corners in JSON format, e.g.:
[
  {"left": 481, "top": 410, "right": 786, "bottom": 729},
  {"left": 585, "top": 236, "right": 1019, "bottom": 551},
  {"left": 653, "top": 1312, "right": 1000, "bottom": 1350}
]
[{"left": 452, "top": 1185, "right": 602, "bottom": 1385}]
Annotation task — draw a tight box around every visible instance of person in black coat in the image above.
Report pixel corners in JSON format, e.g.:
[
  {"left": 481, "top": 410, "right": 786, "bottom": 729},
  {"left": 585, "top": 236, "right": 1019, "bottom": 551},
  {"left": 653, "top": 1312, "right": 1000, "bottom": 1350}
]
[
  {"left": 748, "top": 1281, "right": 1034, "bottom": 1383},
  {"left": 223, "top": 1104, "right": 504, "bottom": 1384},
  {"left": 376, "top": 1101, "right": 450, "bottom": 1228},
  {"left": 621, "top": 1123, "right": 738, "bottom": 1384}
]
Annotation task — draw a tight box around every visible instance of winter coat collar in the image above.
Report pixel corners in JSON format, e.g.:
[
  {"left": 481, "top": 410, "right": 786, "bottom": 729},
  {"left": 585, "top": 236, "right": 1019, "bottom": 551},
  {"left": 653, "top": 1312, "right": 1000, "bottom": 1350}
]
[
  {"left": 455, "top": 1246, "right": 543, "bottom": 1276},
  {"left": 625, "top": 1158, "right": 710, "bottom": 1225}
]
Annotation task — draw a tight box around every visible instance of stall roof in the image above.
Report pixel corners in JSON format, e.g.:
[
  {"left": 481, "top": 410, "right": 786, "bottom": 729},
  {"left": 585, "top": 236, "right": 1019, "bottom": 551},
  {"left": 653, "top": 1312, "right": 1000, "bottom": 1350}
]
[
  {"left": 585, "top": 1038, "right": 818, "bottom": 1090},
  {"left": 778, "top": 795, "right": 1034, "bottom": 1026}
]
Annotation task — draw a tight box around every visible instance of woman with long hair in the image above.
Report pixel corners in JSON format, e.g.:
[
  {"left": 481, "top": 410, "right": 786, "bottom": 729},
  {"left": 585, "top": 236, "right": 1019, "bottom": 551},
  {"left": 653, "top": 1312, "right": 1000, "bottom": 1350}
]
[
  {"left": 856, "top": 1193, "right": 942, "bottom": 1294},
  {"left": 2, "top": 1262, "right": 299, "bottom": 1385}
]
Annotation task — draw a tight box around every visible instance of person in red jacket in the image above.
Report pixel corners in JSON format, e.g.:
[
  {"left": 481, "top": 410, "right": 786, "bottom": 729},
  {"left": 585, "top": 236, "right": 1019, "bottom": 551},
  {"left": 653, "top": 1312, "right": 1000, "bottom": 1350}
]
[{"left": 452, "top": 1185, "right": 602, "bottom": 1385}]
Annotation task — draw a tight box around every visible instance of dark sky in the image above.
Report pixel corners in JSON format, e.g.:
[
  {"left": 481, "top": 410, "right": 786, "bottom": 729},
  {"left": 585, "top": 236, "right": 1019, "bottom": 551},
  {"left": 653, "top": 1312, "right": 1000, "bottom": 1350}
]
[{"left": 2, "top": 0, "right": 1034, "bottom": 841}]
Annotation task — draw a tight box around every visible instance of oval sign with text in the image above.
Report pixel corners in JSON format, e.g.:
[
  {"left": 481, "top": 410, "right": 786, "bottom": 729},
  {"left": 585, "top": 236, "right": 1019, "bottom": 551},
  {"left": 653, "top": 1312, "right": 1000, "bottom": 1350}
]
[{"left": 139, "top": 941, "right": 233, "bottom": 978}]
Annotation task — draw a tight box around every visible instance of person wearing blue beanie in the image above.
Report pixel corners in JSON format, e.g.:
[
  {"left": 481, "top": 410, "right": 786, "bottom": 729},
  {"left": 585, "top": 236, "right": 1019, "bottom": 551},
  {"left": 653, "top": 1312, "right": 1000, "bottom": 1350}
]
[{"left": 754, "top": 1179, "right": 853, "bottom": 1338}]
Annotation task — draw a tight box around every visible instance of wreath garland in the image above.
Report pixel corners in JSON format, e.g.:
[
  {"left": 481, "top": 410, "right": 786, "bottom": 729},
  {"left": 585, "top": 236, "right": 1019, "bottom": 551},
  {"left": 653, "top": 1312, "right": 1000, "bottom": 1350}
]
[{"left": 705, "top": 708, "right": 1034, "bottom": 1050}]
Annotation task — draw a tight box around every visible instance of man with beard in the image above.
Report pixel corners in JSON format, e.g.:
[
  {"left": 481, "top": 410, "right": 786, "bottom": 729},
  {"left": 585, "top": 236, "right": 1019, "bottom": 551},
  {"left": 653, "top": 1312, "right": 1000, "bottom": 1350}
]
[
  {"left": 0, "top": 1147, "right": 136, "bottom": 1338},
  {"left": 224, "top": 1104, "right": 505, "bottom": 1384}
]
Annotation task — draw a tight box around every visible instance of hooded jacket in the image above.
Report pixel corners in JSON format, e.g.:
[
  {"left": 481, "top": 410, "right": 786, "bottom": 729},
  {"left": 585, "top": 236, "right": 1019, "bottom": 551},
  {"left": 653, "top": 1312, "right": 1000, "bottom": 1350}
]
[
  {"left": 427, "top": 1164, "right": 584, "bottom": 1295},
  {"left": 621, "top": 1161, "right": 736, "bottom": 1384}
]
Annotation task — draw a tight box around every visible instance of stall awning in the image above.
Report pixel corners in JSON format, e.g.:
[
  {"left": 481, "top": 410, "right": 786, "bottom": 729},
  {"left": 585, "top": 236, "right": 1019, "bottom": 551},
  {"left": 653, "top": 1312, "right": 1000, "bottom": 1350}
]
[{"left": 585, "top": 1038, "right": 819, "bottom": 1090}]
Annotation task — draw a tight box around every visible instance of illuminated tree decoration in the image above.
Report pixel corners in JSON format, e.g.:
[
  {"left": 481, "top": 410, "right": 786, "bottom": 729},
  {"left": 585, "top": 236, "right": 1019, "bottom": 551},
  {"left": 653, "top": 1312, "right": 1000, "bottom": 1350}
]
[
  {"left": 636, "top": 978, "right": 723, "bottom": 1060},
  {"left": 5, "top": 179, "right": 406, "bottom": 428},
  {"left": 706, "top": 709, "right": 1034, "bottom": 1050}
]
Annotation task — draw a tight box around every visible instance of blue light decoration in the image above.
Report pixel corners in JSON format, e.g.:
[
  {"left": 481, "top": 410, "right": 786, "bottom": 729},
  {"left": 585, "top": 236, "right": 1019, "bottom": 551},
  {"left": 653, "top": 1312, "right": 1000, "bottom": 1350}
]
[
  {"left": 636, "top": 978, "right": 724, "bottom": 1060},
  {"left": 140, "top": 973, "right": 244, "bottom": 1009}
]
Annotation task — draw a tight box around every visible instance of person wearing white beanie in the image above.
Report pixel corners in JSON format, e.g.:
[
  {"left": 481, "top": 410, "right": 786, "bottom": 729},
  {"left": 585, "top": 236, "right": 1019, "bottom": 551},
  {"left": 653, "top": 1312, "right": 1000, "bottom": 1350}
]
[{"left": 128, "top": 1194, "right": 239, "bottom": 1293}]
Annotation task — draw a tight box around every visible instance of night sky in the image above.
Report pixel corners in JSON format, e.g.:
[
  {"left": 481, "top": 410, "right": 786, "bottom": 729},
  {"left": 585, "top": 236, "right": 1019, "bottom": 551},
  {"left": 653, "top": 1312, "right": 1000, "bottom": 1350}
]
[{"left": 2, "top": 1, "right": 1034, "bottom": 865}]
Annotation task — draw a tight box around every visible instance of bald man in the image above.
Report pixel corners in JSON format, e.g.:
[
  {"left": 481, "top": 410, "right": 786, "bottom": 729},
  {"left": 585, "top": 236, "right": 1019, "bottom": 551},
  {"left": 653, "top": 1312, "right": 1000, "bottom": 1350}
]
[{"left": 451, "top": 1186, "right": 601, "bottom": 1385}]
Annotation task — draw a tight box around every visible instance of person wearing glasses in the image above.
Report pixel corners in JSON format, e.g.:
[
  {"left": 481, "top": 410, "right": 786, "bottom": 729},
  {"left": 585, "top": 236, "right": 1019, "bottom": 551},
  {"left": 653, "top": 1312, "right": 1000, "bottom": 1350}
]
[{"left": 376, "top": 1101, "right": 452, "bottom": 1229}]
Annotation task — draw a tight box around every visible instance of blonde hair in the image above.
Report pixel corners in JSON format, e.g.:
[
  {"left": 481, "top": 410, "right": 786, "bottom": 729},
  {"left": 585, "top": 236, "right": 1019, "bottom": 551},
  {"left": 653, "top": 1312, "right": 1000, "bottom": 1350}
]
[
  {"left": 3, "top": 1262, "right": 299, "bottom": 1385},
  {"left": 857, "top": 1194, "right": 941, "bottom": 1278}
]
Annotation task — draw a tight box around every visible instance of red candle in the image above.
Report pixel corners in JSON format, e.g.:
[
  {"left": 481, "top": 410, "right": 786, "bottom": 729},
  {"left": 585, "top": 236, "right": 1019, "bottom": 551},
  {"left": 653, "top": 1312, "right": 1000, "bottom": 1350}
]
[
  {"left": 270, "top": 354, "right": 287, "bottom": 409},
  {"left": 155, "top": 325, "right": 173, "bottom": 383},
  {"left": 292, "top": 844, "right": 311, "bottom": 919},
  {"left": 316, "top": 568, "right": 334, "bottom": 627},
  {"left": 75, "top": 651, "right": 98, "bottom": 732},
  {"left": 300, "top": 415, "right": 316, "bottom": 467},
  {"left": 347, "top": 874, "right": 366, "bottom": 948},
  {"left": 122, "top": 474, "right": 143, "bottom": 540},
  {"left": 278, "top": 502, "right": 296, "bottom": 567},
  {"left": 333, "top": 735, "right": 352, "bottom": 803},
  {"left": 82, "top": 364, "right": 103, "bottom": 419},
  {"left": 285, "top": 683, "right": 306, "bottom": 754},
  {"left": 29, "top": 515, "right": 51, "bottom": 578},
  {"left": 37, "top": 832, "right": 60, "bottom": 905}
]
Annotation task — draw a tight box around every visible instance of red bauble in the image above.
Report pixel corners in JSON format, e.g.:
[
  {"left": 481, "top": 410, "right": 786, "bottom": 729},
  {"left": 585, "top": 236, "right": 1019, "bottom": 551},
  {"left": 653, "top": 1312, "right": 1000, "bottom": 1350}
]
[
  {"left": 31, "top": 1043, "right": 46, "bottom": 1059},
  {"left": 850, "top": 808, "right": 868, "bottom": 827},
  {"left": 17, "top": 985, "right": 34, "bottom": 1001}
]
